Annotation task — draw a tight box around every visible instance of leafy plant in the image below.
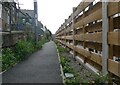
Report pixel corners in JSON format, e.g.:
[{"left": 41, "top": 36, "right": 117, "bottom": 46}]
[
  {"left": 15, "top": 41, "right": 33, "bottom": 60},
  {"left": 60, "top": 56, "right": 70, "bottom": 66},
  {"left": 93, "top": 73, "right": 109, "bottom": 84},
  {"left": 65, "top": 79, "right": 80, "bottom": 85},
  {"left": 57, "top": 45, "right": 67, "bottom": 53},
  {"left": 2, "top": 38, "right": 48, "bottom": 71},
  {"left": 56, "top": 42, "right": 81, "bottom": 85},
  {"left": 63, "top": 66, "right": 74, "bottom": 73},
  {"left": 2, "top": 48, "right": 16, "bottom": 71},
  {"left": 65, "top": 73, "right": 80, "bottom": 85}
]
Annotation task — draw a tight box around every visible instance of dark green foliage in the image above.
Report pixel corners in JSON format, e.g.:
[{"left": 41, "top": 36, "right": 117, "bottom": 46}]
[
  {"left": 63, "top": 66, "right": 74, "bottom": 73},
  {"left": 56, "top": 42, "right": 110, "bottom": 84},
  {"left": 94, "top": 73, "right": 109, "bottom": 84},
  {"left": 2, "top": 38, "right": 49, "bottom": 71},
  {"left": 15, "top": 41, "right": 35, "bottom": 60},
  {"left": 65, "top": 77, "right": 80, "bottom": 85},
  {"left": 60, "top": 56, "right": 70, "bottom": 66},
  {"left": 56, "top": 43, "right": 80, "bottom": 85},
  {"left": 2, "top": 48, "right": 16, "bottom": 71},
  {"left": 60, "top": 56, "right": 73, "bottom": 73},
  {"left": 57, "top": 45, "right": 67, "bottom": 53},
  {"left": 34, "top": 41, "right": 42, "bottom": 51}
]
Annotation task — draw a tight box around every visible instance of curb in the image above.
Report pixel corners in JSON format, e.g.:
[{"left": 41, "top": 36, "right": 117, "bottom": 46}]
[
  {"left": 0, "top": 70, "right": 6, "bottom": 75},
  {"left": 0, "top": 62, "right": 19, "bottom": 75},
  {"left": 55, "top": 43, "right": 65, "bottom": 84}
]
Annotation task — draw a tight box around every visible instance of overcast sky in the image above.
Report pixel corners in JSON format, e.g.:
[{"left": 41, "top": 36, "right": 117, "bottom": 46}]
[{"left": 19, "top": 0, "right": 81, "bottom": 34}]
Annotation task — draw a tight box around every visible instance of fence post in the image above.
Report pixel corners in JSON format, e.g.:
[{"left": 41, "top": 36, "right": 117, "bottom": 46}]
[
  {"left": 0, "top": 2, "right": 2, "bottom": 32},
  {"left": 0, "top": 1, "right": 2, "bottom": 85},
  {"left": 65, "top": 19, "right": 67, "bottom": 48},
  {"left": 102, "top": 0, "right": 109, "bottom": 75},
  {"left": 72, "top": 7, "right": 76, "bottom": 59},
  {"left": 34, "top": 0, "right": 38, "bottom": 42}
]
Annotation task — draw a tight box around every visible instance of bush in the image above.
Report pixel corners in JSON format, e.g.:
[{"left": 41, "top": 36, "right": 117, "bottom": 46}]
[
  {"left": 15, "top": 41, "right": 35, "bottom": 60},
  {"left": 57, "top": 44, "right": 80, "bottom": 85},
  {"left": 60, "top": 56, "right": 70, "bottom": 66},
  {"left": 34, "top": 42, "right": 42, "bottom": 50},
  {"left": 2, "top": 39, "right": 48, "bottom": 71},
  {"left": 57, "top": 45, "right": 67, "bottom": 53},
  {"left": 2, "top": 48, "right": 16, "bottom": 71},
  {"left": 93, "top": 73, "right": 109, "bottom": 84},
  {"left": 65, "top": 78, "right": 80, "bottom": 85}
]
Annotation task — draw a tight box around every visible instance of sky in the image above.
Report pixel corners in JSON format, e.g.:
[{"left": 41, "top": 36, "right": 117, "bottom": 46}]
[{"left": 19, "top": 0, "right": 81, "bottom": 34}]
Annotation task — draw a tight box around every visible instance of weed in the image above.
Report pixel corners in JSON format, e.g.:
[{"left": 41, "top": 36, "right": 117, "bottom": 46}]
[
  {"left": 57, "top": 45, "right": 67, "bottom": 53},
  {"left": 56, "top": 42, "right": 81, "bottom": 85},
  {"left": 93, "top": 73, "right": 109, "bottom": 84}
]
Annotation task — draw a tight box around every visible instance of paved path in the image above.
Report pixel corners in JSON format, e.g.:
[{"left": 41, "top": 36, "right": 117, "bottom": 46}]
[{"left": 2, "top": 41, "right": 62, "bottom": 83}]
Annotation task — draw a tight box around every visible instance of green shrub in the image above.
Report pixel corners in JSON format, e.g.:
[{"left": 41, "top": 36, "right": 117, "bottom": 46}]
[
  {"left": 2, "top": 48, "right": 16, "bottom": 71},
  {"left": 57, "top": 45, "right": 67, "bottom": 53},
  {"left": 34, "top": 42, "right": 42, "bottom": 50},
  {"left": 15, "top": 41, "right": 34, "bottom": 60},
  {"left": 60, "top": 56, "right": 70, "bottom": 66},
  {"left": 2, "top": 39, "right": 48, "bottom": 71},
  {"left": 94, "top": 73, "right": 109, "bottom": 84},
  {"left": 57, "top": 45, "right": 80, "bottom": 85},
  {"left": 63, "top": 66, "right": 74, "bottom": 73},
  {"left": 65, "top": 73, "right": 80, "bottom": 85},
  {"left": 65, "top": 78, "right": 80, "bottom": 85}
]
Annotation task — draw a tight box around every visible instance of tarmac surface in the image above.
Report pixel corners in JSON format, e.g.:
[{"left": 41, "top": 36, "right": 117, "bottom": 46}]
[{"left": 2, "top": 41, "right": 62, "bottom": 83}]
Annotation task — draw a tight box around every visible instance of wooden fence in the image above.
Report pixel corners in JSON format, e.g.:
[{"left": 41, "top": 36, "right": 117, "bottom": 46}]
[{"left": 55, "top": 0, "right": 120, "bottom": 83}]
